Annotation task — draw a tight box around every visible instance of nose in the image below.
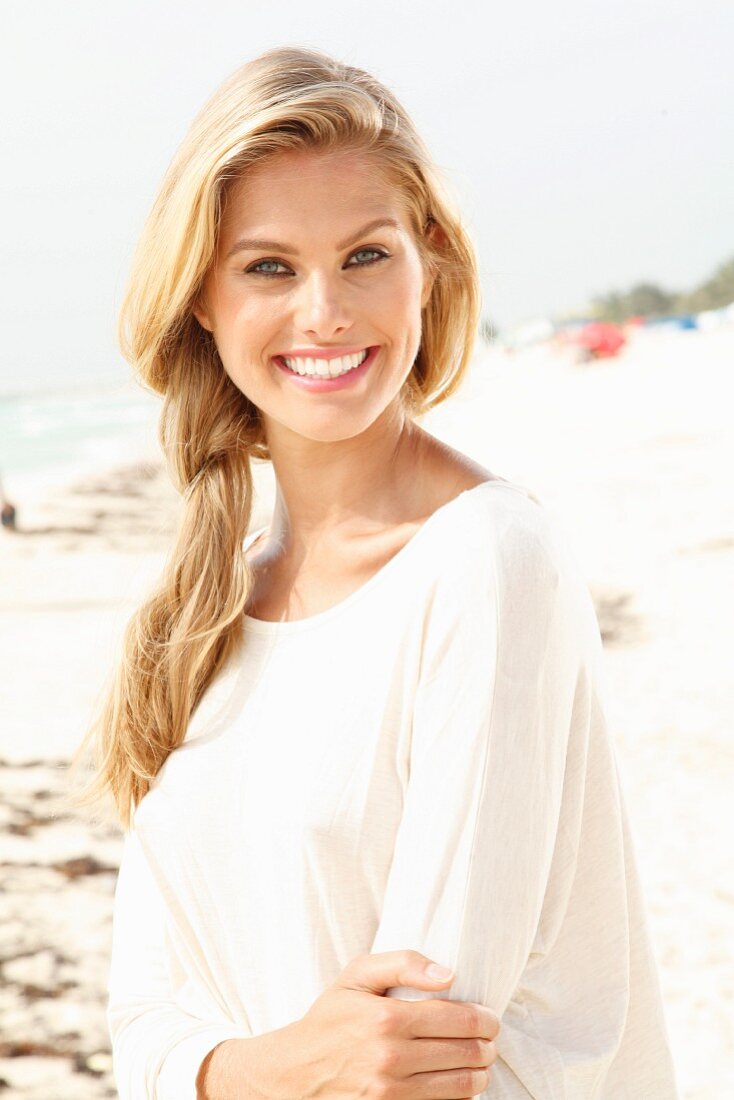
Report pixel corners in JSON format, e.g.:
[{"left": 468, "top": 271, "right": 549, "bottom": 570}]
[{"left": 293, "top": 270, "right": 353, "bottom": 340}]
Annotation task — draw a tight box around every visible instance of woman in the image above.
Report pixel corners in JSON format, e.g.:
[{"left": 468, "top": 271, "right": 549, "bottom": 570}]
[{"left": 70, "top": 46, "right": 679, "bottom": 1099}]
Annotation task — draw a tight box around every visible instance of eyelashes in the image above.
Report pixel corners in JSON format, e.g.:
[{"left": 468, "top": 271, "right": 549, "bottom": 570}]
[{"left": 245, "top": 248, "right": 390, "bottom": 279}]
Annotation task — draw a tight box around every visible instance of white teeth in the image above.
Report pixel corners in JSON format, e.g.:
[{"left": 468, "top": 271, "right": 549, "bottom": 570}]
[{"left": 282, "top": 348, "right": 370, "bottom": 378}]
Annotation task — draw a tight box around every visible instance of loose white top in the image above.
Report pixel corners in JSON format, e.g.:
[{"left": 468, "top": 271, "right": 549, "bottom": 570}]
[{"left": 106, "top": 478, "right": 680, "bottom": 1098}]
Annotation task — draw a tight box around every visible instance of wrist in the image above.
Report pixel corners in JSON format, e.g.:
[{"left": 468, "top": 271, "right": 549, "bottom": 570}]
[
  {"left": 196, "top": 1037, "right": 247, "bottom": 1099},
  {"left": 197, "top": 1027, "right": 296, "bottom": 1100}
]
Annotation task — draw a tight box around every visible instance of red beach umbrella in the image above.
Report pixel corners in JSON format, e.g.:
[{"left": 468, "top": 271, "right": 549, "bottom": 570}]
[{"left": 574, "top": 322, "right": 626, "bottom": 359}]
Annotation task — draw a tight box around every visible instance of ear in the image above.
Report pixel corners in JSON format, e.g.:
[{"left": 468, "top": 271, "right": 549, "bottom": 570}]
[
  {"left": 192, "top": 294, "right": 214, "bottom": 333},
  {"left": 421, "top": 269, "right": 437, "bottom": 310},
  {"left": 420, "top": 218, "right": 445, "bottom": 309}
]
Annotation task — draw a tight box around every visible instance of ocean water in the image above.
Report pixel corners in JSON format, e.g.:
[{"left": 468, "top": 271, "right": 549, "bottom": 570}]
[{"left": 0, "top": 382, "right": 162, "bottom": 503}]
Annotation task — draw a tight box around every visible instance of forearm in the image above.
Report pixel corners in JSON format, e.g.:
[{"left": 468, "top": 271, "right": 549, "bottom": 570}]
[
  {"left": 197, "top": 1038, "right": 249, "bottom": 1099},
  {"left": 196, "top": 1029, "right": 293, "bottom": 1100}
]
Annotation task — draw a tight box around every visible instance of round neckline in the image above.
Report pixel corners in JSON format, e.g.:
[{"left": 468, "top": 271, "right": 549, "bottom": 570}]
[{"left": 241, "top": 477, "right": 526, "bottom": 635}]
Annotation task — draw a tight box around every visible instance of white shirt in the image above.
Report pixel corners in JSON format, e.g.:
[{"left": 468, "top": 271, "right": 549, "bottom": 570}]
[{"left": 106, "top": 477, "right": 680, "bottom": 1098}]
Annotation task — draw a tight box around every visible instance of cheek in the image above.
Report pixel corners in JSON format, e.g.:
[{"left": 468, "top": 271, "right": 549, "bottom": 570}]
[
  {"left": 216, "top": 291, "right": 280, "bottom": 352},
  {"left": 380, "top": 271, "right": 424, "bottom": 339},
  {"left": 374, "top": 256, "right": 423, "bottom": 309}
]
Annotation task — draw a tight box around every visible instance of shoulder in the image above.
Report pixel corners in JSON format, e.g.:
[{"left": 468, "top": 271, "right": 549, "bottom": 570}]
[
  {"left": 477, "top": 481, "right": 602, "bottom": 650},
  {"left": 441, "top": 477, "right": 564, "bottom": 589},
  {"left": 428, "top": 476, "right": 597, "bottom": 637},
  {"left": 414, "top": 477, "right": 604, "bottom": 685}
]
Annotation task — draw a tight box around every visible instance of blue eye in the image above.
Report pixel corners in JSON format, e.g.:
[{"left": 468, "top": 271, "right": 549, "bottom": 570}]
[
  {"left": 248, "top": 259, "right": 288, "bottom": 277},
  {"left": 347, "top": 248, "right": 388, "bottom": 267},
  {"left": 246, "top": 248, "right": 389, "bottom": 278}
]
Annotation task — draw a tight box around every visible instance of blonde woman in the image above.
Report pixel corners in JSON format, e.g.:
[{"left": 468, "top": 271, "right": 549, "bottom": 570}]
[{"left": 70, "top": 46, "right": 679, "bottom": 1100}]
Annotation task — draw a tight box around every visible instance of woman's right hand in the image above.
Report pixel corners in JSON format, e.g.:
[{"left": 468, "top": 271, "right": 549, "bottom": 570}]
[{"left": 230, "top": 949, "right": 501, "bottom": 1098}]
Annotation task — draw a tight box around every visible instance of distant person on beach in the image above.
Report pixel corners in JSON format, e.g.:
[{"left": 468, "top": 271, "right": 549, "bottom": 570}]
[
  {"left": 71, "top": 46, "right": 680, "bottom": 1100},
  {"left": 0, "top": 470, "right": 16, "bottom": 531}
]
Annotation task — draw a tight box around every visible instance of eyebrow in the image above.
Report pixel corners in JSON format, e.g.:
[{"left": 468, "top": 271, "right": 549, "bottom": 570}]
[{"left": 224, "top": 216, "right": 401, "bottom": 260}]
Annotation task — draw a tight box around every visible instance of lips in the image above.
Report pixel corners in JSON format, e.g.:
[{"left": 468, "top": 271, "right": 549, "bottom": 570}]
[
  {"left": 278, "top": 344, "right": 372, "bottom": 360},
  {"left": 278, "top": 347, "right": 370, "bottom": 376},
  {"left": 273, "top": 344, "right": 379, "bottom": 390}
]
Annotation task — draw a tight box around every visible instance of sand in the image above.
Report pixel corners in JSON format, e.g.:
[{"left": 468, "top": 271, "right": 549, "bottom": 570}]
[{"left": 0, "top": 325, "right": 731, "bottom": 1097}]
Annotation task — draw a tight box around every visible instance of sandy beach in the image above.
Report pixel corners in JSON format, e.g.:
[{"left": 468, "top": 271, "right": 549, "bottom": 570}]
[{"left": 0, "top": 325, "right": 732, "bottom": 1098}]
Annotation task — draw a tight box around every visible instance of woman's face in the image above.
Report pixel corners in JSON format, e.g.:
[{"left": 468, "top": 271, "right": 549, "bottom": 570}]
[{"left": 193, "top": 147, "right": 436, "bottom": 444}]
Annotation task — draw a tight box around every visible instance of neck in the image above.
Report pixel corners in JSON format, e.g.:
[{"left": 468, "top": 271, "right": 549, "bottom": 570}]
[{"left": 261, "top": 408, "right": 433, "bottom": 550}]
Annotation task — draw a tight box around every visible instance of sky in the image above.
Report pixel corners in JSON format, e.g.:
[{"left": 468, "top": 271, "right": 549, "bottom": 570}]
[{"left": 0, "top": 0, "right": 731, "bottom": 395}]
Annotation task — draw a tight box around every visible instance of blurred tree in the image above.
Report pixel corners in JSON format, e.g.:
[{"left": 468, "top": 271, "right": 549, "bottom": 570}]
[
  {"left": 591, "top": 283, "right": 675, "bottom": 322},
  {"left": 675, "top": 256, "right": 734, "bottom": 313},
  {"left": 586, "top": 253, "right": 734, "bottom": 323}
]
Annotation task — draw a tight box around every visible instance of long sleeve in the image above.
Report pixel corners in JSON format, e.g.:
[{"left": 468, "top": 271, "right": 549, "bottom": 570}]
[
  {"left": 369, "top": 503, "right": 677, "bottom": 1097},
  {"left": 106, "top": 825, "right": 249, "bottom": 1100}
]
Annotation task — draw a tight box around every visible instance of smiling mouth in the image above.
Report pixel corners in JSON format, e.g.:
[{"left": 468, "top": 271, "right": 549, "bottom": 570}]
[{"left": 277, "top": 347, "right": 371, "bottom": 379}]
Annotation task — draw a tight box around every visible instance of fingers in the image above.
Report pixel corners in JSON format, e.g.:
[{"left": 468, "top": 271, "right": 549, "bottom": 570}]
[
  {"left": 405, "top": 1034, "right": 498, "bottom": 1075},
  {"left": 396, "top": 997, "right": 501, "bottom": 1042}
]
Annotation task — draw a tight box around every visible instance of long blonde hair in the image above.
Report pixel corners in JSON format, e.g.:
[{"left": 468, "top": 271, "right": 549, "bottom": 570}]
[{"left": 66, "top": 45, "right": 482, "bottom": 831}]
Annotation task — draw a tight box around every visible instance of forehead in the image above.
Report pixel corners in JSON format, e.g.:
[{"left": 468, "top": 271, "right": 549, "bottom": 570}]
[{"left": 220, "top": 148, "right": 408, "bottom": 234}]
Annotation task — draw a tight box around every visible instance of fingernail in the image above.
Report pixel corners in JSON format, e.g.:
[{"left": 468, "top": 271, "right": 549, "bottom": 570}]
[{"left": 426, "top": 963, "right": 454, "bottom": 979}]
